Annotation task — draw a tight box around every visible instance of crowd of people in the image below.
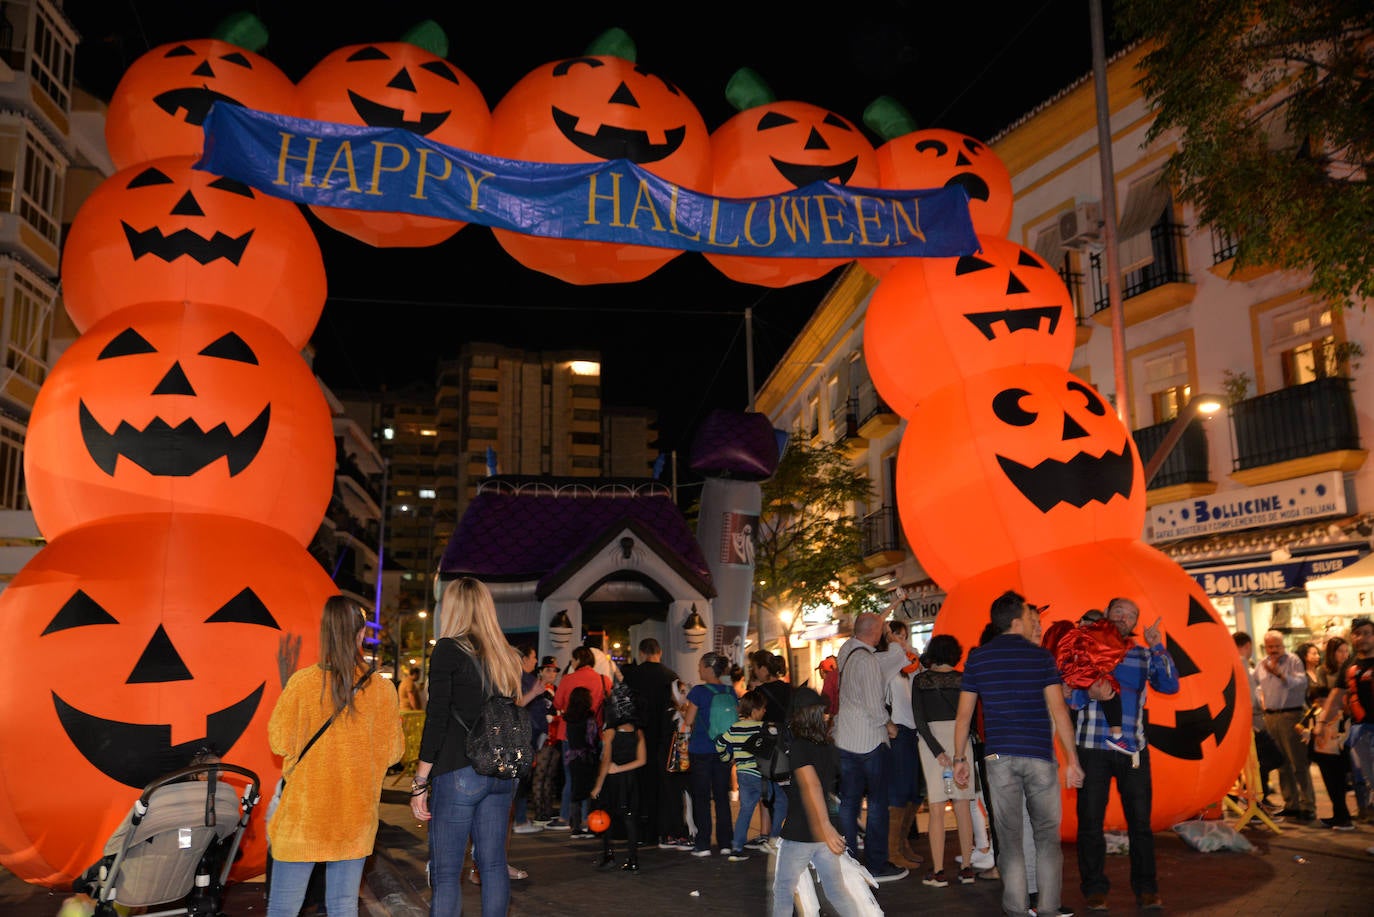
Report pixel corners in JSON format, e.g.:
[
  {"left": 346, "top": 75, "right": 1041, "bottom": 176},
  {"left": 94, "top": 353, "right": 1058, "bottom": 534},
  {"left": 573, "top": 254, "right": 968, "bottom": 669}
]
[{"left": 255, "top": 581, "right": 1372, "bottom": 917}]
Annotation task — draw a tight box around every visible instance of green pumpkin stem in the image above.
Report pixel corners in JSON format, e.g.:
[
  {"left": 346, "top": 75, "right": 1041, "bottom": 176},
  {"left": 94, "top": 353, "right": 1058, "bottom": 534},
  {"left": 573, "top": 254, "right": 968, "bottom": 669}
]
[
  {"left": 863, "top": 96, "right": 917, "bottom": 141},
  {"left": 400, "top": 20, "right": 449, "bottom": 59},
  {"left": 725, "top": 68, "right": 775, "bottom": 112},
  {"left": 211, "top": 12, "right": 268, "bottom": 52},
  {"left": 584, "top": 28, "right": 636, "bottom": 62}
]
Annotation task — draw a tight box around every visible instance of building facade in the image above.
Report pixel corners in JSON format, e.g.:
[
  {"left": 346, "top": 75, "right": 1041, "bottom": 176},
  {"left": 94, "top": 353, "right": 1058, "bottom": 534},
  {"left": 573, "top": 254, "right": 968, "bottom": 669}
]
[{"left": 755, "top": 43, "right": 1373, "bottom": 657}]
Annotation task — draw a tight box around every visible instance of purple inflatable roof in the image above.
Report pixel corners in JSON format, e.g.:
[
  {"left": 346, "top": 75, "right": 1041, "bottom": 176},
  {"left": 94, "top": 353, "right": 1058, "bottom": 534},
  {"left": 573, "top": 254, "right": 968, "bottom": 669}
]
[{"left": 687, "top": 409, "right": 781, "bottom": 480}]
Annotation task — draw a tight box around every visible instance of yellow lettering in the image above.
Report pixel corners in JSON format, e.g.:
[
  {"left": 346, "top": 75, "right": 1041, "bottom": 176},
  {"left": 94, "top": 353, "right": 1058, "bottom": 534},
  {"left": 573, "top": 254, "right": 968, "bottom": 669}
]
[
  {"left": 413, "top": 149, "right": 452, "bottom": 200},
  {"left": 367, "top": 141, "right": 412, "bottom": 196},
  {"left": 853, "top": 195, "right": 890, "bottom": 246},
  {"left": 461, "top": 167, "right": 495, "bottom": 209},
  {"left": 815, "top": 195, "right": 855, "bottom": 245},
  {"left": 706, "top": 199, "right": 740, "bottom": 248},
  {"left": 626, "top": 180, "right": 666, "bottom": 231},
  {"left": 777, "top": 196, "right": 813, "bottom": 243},
  {"left": 667, "top": 185, "right": 702, "bottom": 241},
  {"left": 742, "top": 199, "right": 778, "bottom": 247},
  {"left": 889, "top": 198, "right": 926, "bottom": 244},
  {"left": 276, "top": 133, "right": 321, "bottom": 188},
  {"left": 317, "top": 142, "right": 361, "bottom": 192},
  {"left": 586, "top": 172, "right": 624, "bottom": 226}
]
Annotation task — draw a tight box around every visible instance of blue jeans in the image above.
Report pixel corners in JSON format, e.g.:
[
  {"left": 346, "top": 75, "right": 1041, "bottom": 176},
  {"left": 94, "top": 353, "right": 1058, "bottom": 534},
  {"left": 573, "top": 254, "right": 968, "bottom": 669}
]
[
  {"left": 430, "top": 765, "right": 515, "bottom": 916},
  {"left": 1076, "top": 746, "right": 1156, "bottom": 896},
  {"left": 890, "top": 724, "right": 923, "bottom": 806},
  {"left": 267, "top": 857, "right": 365, "bottom": 917},
  {"left": 838, "top": 744, "right": 890, "bottom": 871},
  {"left": 770, "top": 839, "right": 864, "bottom": 917},
  {"left": 732, "top": 772, "right": 765, "bottom": 851},
  {"left": 1350, "top": 723, "right": 1374, "bottom": 811},
  {"left": 986, "top": 755, "right": 1063, "bottom": 917},
  {"left": 688, "top": 752, "right": 732, "bottom": 851},
  {"left": 766, "top": 776, "right": 789, "bottom": 839}
]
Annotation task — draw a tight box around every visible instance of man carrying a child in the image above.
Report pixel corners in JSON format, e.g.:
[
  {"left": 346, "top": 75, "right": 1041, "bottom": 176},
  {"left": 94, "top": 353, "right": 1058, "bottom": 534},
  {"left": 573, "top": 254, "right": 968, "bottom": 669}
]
[{"left": 1068, "top": 597, "right": 1179, "bottom": 912}]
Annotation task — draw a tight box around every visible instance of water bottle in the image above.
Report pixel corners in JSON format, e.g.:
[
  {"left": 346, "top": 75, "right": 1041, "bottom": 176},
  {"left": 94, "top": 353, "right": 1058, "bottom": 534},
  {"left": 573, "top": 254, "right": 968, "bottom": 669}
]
[{"left": 943, "top": 765, "right": 954, "bottom": 796}]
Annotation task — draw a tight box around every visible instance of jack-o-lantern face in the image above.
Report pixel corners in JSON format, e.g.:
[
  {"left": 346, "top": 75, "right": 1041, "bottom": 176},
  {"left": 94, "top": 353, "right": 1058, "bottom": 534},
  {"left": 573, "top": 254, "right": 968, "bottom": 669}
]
[
  {"left": 0, "top": 515, "right": 335, "bottom": 887},
  {"left": 865, "top": 236, "right": 1077, "bottom": 412},
  {"left": 296, "top": 42, "right": 492, "bottom": 248},
  {"left": 705, "top": 101, "right": 879, "bottom": 287},
  {"left": 861, "top": 129, "right": 1013, "bottom": 278},
  {"left": 897, "top": 365, "right": 1145, "bottom": 585},
  {"left": 25, "top": 302, "right": 334, "bottom": 545},
  {"left": 105, "top": 39, "right": 297, "bottom": 171},
  {"left": 61, "top": 157, "right": 326, "bottom": 348},
  {"left": 489, "top": 52, "right": 712, "bottom": 284},
  {"left": 930, "top": 539, "right": 1250, "bottom": 837}
]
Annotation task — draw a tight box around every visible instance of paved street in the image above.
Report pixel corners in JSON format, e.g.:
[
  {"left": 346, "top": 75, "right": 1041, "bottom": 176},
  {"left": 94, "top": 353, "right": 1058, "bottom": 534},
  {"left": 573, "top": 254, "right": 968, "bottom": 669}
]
[{"left": 4, "top": 783, "right": 1371, "bottom": 916}]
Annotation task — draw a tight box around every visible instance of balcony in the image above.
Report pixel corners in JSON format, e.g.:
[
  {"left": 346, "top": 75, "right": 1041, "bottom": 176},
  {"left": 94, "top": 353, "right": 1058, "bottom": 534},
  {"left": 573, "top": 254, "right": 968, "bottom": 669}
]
[
  {"left": 834, "top": 398, "right": 868, "bottom": 455},
  {"left": 860, "top": 506, "right": 905, "bottom": 568},
  {"left": 1090, "top": 220, "right": 1196, "bottom": 327},
  {"left": 1132, "top": 417, "right": 1215, "bottom": 506},
  {"left": 1229, "top": 377, "right": 1366, "bottom": 486},
  {"left": 856, "top": 385, "right": 899, "bottom": 439}
]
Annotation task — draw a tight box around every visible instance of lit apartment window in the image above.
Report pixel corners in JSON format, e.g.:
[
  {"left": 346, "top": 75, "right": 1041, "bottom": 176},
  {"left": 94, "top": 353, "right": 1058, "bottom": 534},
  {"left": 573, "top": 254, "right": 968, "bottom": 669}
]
[
  {"left": 1142, "top": 349, "right": 1191, "bottom": 424},
  {"left": 569, "top": 360, "right": 600, "bottom": 376},
  {"left": 1271, "top": 304, "right": 1339, "bottom": 387},
  {"left": 28, "top": 4, "right": 75, "bottom": 113},
  {"left": 419, "top": 488, "right": 436, "bottom": 499},
  {"left": 5, "top": 268, "right": 53, "bottom": 386}
]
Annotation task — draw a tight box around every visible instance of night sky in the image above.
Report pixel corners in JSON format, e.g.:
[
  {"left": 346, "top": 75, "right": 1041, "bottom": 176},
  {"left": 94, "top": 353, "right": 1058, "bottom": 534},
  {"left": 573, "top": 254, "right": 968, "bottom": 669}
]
[{"left": 63, "top": 0, "right": 1120, "bottom": 451}]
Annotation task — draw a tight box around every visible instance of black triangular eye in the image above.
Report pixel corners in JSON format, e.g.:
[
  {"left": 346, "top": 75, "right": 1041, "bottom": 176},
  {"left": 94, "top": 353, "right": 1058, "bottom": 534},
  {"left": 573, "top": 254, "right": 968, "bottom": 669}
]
[
  {"left": 99, "top": 328, "right": 157, "bottom": 359},
  {"left": 207, "top": 176, "right": 255, "bottom": 198},
  {"left": 220, "top": 52, "right": 252, "bottom": 68},
  {"left": 758, "top": 111, "right": 797, "bottom": 131},
  {"left": 419, "top": 60, "right": 459, "bottom": 84},
  {"left": 1018, "top": 250, "right": 1041, "bottom": 267},
  {"left": 128, "top": 168, "right": 174, "bottom": 189},
  {"left": 198, "top": 332, "right": 258, "bottom": 364},
  {"left": 955, "top": 255, "right": 994, "bottom": 275},
  {"left": 346, "top": 46, "right": 391, "bottom": 62},
  {"left": 164, "top": 45, "right": 195, "bottom": 58},
  {"left": 822, "top": 113, "right": 852, "bottom": 131},
  {"left": 1186, "top": 595, "right": 1212, "bottom": 627},
  {"left": 1166, "top": 632, "right": 1200, "bottom": 677},
  {"left": 206, "top": 588, "right": 280, "bottom": 628},
  {"left": 42, "top": 590, "right": 118, "bottom": 634}
]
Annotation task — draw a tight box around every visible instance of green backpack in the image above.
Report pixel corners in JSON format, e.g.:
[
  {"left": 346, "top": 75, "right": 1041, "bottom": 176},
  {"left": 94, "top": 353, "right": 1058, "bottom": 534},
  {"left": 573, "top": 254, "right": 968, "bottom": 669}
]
[{"left": 706, "top": 685, "right": 737, "bottom": 741}]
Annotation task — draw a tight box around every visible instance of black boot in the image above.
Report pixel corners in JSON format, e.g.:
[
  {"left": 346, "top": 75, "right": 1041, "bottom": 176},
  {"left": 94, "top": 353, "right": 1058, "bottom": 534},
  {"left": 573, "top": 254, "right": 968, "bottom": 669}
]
[
  {"left": 621, "top": 860, "right": 639, "bottom": 874},
  {"left": 596, "top": 846, "right": 616, "bottom": 869}
]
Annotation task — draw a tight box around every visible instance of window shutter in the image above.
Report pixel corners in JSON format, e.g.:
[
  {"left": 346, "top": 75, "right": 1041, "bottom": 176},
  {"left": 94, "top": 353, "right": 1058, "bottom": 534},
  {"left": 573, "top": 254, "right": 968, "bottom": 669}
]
[{"left": 1117, "top": 174, "right": 1171, "bottom": 273}]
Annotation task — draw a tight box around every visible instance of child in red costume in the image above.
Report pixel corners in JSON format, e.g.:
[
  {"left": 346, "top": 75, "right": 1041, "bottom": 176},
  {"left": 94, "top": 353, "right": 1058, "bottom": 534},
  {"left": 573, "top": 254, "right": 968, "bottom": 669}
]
[{"left": 1043, "top": 609, "right": 1135, "bottom": 754}]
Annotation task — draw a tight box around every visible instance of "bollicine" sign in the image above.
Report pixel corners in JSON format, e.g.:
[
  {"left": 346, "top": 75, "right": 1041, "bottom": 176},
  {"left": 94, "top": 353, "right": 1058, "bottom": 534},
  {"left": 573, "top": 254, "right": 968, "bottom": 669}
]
[{"left": 1146, "top": 471, "right": 1348, "bottom": 542}]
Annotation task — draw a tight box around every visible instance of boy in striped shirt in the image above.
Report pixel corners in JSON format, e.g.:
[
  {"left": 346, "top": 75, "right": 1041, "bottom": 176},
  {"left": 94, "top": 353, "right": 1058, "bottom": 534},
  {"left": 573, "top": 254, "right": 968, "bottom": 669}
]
[{"left": 716, "top": 689, "right": 771, "bottom": 861}]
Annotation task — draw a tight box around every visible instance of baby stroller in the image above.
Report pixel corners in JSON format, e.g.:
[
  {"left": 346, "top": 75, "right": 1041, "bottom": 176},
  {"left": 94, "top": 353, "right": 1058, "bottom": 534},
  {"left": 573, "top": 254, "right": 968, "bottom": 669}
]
[{"left": 76, "top": 761, "right": 261, "bottom": 916}]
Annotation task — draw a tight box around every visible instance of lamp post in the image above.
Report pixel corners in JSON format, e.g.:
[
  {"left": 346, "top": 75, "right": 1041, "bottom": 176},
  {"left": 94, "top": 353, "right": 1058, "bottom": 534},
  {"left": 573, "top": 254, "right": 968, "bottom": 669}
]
[{"left": 1141, "top": 393, "right": 1225, "bottom": 487}]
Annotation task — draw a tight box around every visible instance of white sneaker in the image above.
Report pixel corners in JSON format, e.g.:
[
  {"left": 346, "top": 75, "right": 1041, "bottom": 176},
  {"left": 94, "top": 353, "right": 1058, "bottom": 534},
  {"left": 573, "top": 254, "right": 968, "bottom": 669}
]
[
  {"left": 691, "top": 848, "right": 712, "bottom": 857},
  {"left": 971, "top": 849, "right": 996, "bottom": 870},
  {"left": 512, "top": 823, "right": 542, "bottom": 834}
]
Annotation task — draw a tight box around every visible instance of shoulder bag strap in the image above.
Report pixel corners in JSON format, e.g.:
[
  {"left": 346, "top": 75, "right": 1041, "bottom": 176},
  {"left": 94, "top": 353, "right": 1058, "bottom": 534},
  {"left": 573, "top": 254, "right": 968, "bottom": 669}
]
[{"left": 287, "top": 664, "right": 374, "bottom": 778}]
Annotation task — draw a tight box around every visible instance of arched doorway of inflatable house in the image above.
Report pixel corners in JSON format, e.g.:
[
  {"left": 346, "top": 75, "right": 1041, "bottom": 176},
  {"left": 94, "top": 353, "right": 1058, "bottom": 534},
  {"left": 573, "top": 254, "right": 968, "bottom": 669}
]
[{"left": 578, "top": 569, "right": 672, "bottom": 666}]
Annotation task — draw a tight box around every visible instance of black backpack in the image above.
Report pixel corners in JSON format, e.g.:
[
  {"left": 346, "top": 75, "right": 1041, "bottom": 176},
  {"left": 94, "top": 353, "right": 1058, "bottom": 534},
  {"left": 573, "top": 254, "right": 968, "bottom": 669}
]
[
  {"left": 453, "top": 693, "right": 533, "bottom": 780},
  {"left": 743, "top": 721, "right": 791, "bottom": 783}
]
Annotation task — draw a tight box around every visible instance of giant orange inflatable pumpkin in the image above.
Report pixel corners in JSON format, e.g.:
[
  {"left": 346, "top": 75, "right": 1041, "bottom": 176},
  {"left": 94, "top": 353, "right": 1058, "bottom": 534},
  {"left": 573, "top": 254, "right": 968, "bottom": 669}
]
[
  {"left": 104, "top": 14, "right": 297, "bottom": 171},
  {"left": 703, "top": 69, "right": 878, "bottom": 288},
  {"left": 896, "top": 364, "right": 1145, "bottom": 585},
  {"left": 859, "top": 99, "right": 1013, "bottom": 276},
  {"left": 864, "top": 236, "right": 1076, "bottom": 413},
  {"left": 489, "top": 29, "right": 711, "bottom": 284},
  {"left": 0, "top": 514, "right": 335, "bottom": 886},
  {"left": 930, "top": 538, "right": 1251, "bottom": 836},
  {"left": 296, "top": 21, "right": 491, "bottom": 248},
  {"left": 61, "top": 157, "right": 326, "bottom": 349},
  {"left": 24, "top": 302, "right": 334, "bottom": 545}
]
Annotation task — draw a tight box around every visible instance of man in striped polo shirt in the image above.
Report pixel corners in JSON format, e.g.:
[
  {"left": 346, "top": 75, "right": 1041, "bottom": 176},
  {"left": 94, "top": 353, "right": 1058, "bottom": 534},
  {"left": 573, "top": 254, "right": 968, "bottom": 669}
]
[{"left": 952, "top": 591, "right": 1084, "bottom": 917}]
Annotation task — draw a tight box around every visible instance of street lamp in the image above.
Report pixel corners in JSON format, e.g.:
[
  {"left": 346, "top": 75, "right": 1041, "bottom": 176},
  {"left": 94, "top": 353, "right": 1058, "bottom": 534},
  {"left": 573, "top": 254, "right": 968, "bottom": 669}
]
[{"left": 1141, "top": 393, "right": 1224, "bottom": 487}]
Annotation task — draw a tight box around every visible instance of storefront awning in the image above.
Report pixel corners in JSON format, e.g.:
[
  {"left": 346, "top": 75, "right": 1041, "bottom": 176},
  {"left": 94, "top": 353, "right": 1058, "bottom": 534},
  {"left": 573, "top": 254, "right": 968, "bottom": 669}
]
[
  {"left": 1305, "top": 551, "right": 1374, "bottom": 617},
  {"left": 1185, "top": 548, "right": 1365, "bottom": 598}
]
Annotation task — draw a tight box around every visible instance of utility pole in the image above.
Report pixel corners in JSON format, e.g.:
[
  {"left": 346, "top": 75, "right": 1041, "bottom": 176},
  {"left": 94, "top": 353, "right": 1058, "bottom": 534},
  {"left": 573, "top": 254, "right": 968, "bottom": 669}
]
[{"left": 745, "top": 306, "right": 756, "bottom": 411}]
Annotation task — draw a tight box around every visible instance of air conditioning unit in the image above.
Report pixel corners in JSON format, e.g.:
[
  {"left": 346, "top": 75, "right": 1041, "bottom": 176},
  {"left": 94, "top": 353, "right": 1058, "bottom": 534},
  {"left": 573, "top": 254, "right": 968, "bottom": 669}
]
[{"left": 1058, "top": 201, "right": 1103, "bottom": 250}]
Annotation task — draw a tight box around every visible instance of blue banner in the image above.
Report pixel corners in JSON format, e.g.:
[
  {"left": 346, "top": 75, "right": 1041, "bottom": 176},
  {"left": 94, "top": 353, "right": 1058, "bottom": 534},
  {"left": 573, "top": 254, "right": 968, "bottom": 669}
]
[{"left": 196, "top": 105, "right": 980, "bottom": 260}]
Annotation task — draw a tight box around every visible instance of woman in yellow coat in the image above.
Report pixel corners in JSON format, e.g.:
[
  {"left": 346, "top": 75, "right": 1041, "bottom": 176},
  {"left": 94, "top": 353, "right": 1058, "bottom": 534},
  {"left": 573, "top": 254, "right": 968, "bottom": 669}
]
[{"left": 267, "top": 595, "right": 403, "bottom": 917}]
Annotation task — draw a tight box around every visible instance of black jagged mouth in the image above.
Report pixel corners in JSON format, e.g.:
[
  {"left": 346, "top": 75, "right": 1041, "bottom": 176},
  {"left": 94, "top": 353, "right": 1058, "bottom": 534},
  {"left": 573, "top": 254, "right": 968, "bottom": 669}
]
[
  {"left": 80, "top": 401, "right": 271, "bottom": 477},
  {"left": 153, "top": 87, "right": 242, "bottom": 126},
  {"left": 53, "top": 683, "right": 263, "bottom": 789},
  {"left": 947, "top": 172, "right": 991, "bottom": 203},
  {"left": 1145, "top": 671, "right": 1237, "bottom": 761},
  {"left": 963, "top": 306, "right": 1063, "bottom": 341},
  {"left": 550, "top": 107, "right": 685, "bottom": 164},
  {"left": 121, "top": 222, "right": 253, "bottom": 266},
  {"left": 347, "top": 90, "right": 450, "bottom": 135},
  {"left": 995, "top": 440, "right": 1135, "bottom": 512},
  {"left": 768, "top": 157, "right": 858, "bottom": 189}
]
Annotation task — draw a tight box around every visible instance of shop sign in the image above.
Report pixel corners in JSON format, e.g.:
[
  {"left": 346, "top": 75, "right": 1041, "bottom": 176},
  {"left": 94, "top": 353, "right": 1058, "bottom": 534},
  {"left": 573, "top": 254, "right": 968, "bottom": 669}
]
[
  {"left": 1146, "top": 471, "right": 1347, "bottom": 542},
  {"left": 1188, "top": 550, "right": 1363, "bottom": 596}
]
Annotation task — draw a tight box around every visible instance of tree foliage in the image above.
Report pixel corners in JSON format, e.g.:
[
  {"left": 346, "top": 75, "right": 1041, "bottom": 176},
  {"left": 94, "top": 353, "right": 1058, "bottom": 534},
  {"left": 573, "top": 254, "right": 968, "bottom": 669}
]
[
  {"left": 1117, "top": 0, "right": 1374, "bottom": 306},
  {"left": 753, "top": 438, "right": 886, "bottom": 637}
]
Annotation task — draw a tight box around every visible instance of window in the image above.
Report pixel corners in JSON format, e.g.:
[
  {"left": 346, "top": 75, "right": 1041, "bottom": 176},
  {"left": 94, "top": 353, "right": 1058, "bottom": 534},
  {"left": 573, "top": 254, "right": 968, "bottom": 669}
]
[
  {"left": 573, "top": 408, "right": 598, "bottom": 421},
  {"left": 471, "top": 352, "right": 496, "bottom": 368},
  {"left": 28, "top": 4, "right": 75, "bottom": 113},
  {"left": 470, "top": 380, "right": 498, "bottom": 392},
  {"left": 1034, "top": 223, "right": 1085, "bottom": 322},
  {"left": 1142, "top": 349, "right": 1191, "bottom": 424},
  {"left": 1271, "top": 304, "right": 1339, "bottom": 386},
  {"left": 807, "top": 397, "right": 820, "bottom": 439},
  {"left": 5, "top": 269, "right": 53, "bottom": 386},
  {"left": 1117, "top": 173, "right": 1171, "bottom": 273},
  {"left": 571, "top": 432, "right": 601, "bottom": 445},
  {"left": 0, "top": 418, "right": 24, "bottom": 509},
  {"left": 570, "top": 384, "right": 600, "bottom": 398},
  {"left": 1282, "top": 337, "right": 1338, "bottom": 387}
]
